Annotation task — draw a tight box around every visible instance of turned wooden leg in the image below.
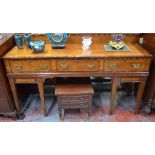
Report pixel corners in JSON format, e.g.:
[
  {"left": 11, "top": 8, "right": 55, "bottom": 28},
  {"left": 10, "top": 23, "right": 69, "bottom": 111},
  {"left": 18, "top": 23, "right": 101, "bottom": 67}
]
[
  {"left": 8, "top": 77, "right": 22, "bottom": 118},
  {"left": 109, "top": 77, "right": 119, "bottom": 115},
  {"left": 37, "top": 78, "right": 47, "bottom": 116},
  {"left": 134, "top": 77, "right": 147, "bottom": 114}
]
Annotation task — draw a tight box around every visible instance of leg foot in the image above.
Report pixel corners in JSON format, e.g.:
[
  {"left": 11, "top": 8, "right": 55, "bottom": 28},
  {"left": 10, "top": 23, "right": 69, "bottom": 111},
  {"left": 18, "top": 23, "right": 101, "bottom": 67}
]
[{"left": 17, "top": 113, "right": 25, "bottom": 120}]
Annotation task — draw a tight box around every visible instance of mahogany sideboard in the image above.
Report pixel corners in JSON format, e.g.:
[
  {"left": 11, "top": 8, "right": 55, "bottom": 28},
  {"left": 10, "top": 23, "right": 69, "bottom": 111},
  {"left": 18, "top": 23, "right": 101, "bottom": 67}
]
[
  {"left": 2, "top": 34, "right": 152, "bottom": 118},
  {"left": 141, "top": 34, "right": 155, "bottom": 113},
  {"left": 0, "top": 34, "right": 15, "bottom": 116}
]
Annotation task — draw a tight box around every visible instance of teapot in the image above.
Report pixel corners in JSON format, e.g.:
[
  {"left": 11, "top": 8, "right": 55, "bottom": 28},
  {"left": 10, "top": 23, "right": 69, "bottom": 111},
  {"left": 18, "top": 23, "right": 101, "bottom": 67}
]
[{"left": 29, "top": 41, "right": 45, "bottom": 53}]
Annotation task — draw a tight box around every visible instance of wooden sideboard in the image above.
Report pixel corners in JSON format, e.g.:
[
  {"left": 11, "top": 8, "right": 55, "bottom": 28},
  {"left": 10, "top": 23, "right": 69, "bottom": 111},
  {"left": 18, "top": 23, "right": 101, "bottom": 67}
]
[
  {"left": 141, "top": 34, "right": 155, "bottom": 113},
  {"left": 0, "top": 34, "right": 15, "bottom": 116},
  {"left": 3, "top": 34, "right": 152, "bottom": 118}
]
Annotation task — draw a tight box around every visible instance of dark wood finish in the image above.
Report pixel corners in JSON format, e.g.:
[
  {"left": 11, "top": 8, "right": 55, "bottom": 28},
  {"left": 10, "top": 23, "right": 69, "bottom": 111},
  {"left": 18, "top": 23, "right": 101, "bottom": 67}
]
[
  {"left": 3, "top": 34, "right": 152, "bottom": 117},
  {"left": 0, "top": 34, "right": 15, "bottom": 116},
  {"left": 55, "top": 81, "right": 94, "bottom": 120},
  {"left": 141, "top": 34, "right": 155, "bottom": 113}
]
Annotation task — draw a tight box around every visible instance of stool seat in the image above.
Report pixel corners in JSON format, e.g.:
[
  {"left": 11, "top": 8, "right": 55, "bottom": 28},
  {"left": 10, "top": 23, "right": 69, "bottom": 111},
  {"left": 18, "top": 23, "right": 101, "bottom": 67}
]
[{"left": 55, "top": 84, "right": 94, "bottom": 95}]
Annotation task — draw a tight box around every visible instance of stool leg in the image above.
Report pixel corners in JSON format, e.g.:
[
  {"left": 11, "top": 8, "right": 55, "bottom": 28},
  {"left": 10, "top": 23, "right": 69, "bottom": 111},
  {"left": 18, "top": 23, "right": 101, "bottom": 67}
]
[
  {"left": 61, "top": 109, "right": 64, "bottom": 120},
  {"left": 88, "top": 96, "right": 92, "bottom": 117},
  {"left": 58, "top": 107, "right": 62, "bottom": 119}
]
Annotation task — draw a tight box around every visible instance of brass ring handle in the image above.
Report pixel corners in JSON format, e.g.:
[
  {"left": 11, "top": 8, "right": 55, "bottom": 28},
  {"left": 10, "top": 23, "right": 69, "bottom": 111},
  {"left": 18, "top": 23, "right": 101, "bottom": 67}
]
[
  {"left": 87, "top": 64, "right": 95, "bottom": 69},
  {"left": 39, "top": 64, "right": 48, "bottom": 69},
  {"left": 60, "top": 64, "right": 69, "bottom": 69},
  {"left": 15, "top": 65, "right": 22, "bottom": 70},
  {"left": 132, "top": 64, "right": 140, "bottom": 69},
  {"left": 108, "top": 64, "right": 117, "bottom": 68}
]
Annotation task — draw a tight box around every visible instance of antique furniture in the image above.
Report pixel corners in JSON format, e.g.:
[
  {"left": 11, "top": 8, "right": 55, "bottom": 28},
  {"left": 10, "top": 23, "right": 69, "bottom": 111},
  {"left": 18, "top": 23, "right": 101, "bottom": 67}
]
[
  {"left": 55, "top": 78, "right": 94, "bottom": 120},
  {"left": 109, "top": 34, "right": 126, "bottom": 50},
  {"left": 14, "top": 34, "right": 23, "bottom": 49},
  {"left": 0, "top": 34, "right": 15, "bottom": 116},
  {"left": 30, "top": 40, "right": 45, "bottom": 53},
  {"left": 47, "top": 33, "right": 68, "bottom": 48},
  {"left": 3, "top": 34, "right": 152, "bottom": 118},
  {"left": 141, "top": 34, "right": 155, "bottom": 113},
  {"left": 24, "top": 33, "right": 31, "bottom": 48}
]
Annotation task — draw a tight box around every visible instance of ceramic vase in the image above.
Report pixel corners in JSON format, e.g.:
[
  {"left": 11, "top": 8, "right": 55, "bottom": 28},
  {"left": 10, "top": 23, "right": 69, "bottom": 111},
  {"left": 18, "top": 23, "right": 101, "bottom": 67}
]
[
  {"left": 24, "top": 33, "right": 31, "bottom": 48},
  {"left": 29, "top": 41, "right": 45, "bottom": 53},
  {"left": 14, "top": 34, "right": 23, "bottom": 49}
]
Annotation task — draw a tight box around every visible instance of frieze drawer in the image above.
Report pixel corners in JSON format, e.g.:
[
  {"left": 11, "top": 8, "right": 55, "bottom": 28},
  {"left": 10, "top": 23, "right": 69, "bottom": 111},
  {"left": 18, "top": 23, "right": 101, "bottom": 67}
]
[
  {"left": 56, "top": 60, "right": 99, "bottom": 71},
  {"left": 10, "top": 60, "right": 52, "bottom": 72},
  {"left": 104, "top": 59, "right": 151, "bottom": 72}
]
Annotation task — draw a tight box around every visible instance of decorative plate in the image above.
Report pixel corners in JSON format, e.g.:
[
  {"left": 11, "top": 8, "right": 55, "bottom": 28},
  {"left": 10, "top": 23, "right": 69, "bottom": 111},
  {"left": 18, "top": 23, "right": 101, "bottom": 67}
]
[{"left": 47, "top": 33, "right": 68, "bottom": 48}]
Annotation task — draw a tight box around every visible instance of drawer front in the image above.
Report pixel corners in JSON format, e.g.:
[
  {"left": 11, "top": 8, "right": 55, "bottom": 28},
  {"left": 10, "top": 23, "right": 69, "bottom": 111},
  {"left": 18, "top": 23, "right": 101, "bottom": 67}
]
[
  {"left": 104, "top": 59, "right": 150, "bottom": 72},
  {"left": 10, "top": 60, "right": 52, "bottom": 72},
  {"left": 59, "top": 95, "right": 89, "bottom": 102},
  {"left": 60, "top": 101, "right": 89, "bottom": 108},
  {"left": 56, "top": 60, "right": 99, "bottom": 71}
]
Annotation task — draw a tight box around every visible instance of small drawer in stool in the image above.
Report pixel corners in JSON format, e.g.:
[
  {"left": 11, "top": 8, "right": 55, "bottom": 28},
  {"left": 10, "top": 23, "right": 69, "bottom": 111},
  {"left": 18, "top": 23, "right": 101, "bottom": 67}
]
[{"left": 55, "top": 78, "right": 94, "bottom": 120}]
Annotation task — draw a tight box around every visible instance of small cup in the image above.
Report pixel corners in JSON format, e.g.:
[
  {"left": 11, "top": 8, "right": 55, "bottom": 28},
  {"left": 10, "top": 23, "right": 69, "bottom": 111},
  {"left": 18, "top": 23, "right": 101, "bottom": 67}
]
[{"left": 14, "top": 34, "right": 23, "bottom": 49}]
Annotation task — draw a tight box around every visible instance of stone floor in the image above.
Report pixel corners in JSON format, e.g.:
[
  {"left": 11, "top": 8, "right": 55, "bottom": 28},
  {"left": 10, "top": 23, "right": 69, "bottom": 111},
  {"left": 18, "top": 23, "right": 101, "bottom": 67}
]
[{"left": 0, "top": 81, "right": 155, "bottom": 122}]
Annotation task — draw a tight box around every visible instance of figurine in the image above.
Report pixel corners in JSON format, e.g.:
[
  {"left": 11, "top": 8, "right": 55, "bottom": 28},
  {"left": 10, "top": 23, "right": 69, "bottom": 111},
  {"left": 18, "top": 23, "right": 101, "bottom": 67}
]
[
  {"left": 47, "top": 33, "right": 68, "bottom": 49},
  {"left": 109, "top": 34, "right": 126, "bottom": 50},
  {"left": 29, "top": 41, "right": 45, "bottom": 53},
  {"left": 14, "top": 34, "right": 23, "bottom": 49}
]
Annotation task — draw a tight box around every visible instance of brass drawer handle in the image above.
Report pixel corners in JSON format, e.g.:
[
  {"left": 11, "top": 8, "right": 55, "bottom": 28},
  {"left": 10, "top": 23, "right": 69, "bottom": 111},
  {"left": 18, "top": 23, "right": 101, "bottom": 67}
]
[
  {"left": 60, "top": 64, "right": 69, "bottom": 69},
  {"left": 15, "top": 65, "right": 22, "bottom": 70},
  {"left": 39, "top": 64, "right": 48, "bottom": 69},
  {"left": 132, "top": 64, "right": 140, "bottom": 69},
  {"left": 87, "top": 64, "right": 95, "bottom": 69},
  {"left": 108, "top": 64, "right": 117, "bottom": 68}
]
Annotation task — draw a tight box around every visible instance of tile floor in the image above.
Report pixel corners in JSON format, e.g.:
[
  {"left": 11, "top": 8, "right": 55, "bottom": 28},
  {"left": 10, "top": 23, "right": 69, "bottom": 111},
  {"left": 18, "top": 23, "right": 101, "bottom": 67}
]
[{"left": 0, "top": 82, "right": 155, "bottom": 122}]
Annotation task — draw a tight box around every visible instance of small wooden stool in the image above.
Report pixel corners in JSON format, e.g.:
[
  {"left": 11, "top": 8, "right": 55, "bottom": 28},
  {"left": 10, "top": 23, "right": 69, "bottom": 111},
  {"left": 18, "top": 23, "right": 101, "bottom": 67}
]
[{"left": 55, "top": 78, "right": 94, "bottom": 120}]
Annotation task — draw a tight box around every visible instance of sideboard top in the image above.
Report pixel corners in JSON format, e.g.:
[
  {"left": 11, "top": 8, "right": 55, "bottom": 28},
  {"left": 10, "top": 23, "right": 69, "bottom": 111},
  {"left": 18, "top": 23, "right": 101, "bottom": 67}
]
[{"left": 3, "top": 43, "right": 152, "bottom": 59}]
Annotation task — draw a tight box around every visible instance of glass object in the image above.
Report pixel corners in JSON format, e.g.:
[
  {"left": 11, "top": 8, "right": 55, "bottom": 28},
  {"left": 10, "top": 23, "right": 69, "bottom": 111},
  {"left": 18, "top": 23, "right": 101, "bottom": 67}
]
[
  {"left": 24, "top": 33, "right": 31, "bottom": 48},
  {"left": 14, "top": 34, "right": 23, "bottom": 49},
  {"left": 82, "top": 36, "right": 92, "bottom": 51}
]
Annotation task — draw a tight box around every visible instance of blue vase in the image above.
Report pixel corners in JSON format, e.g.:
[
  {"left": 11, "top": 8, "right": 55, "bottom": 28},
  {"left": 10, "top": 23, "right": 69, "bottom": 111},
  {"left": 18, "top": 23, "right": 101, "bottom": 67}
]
[
  {"left": 14, "top": 34, "right": 23, "bottom": 49},
  {"left": 24, "top": 33, "right": 31, "bottom": 48}
]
